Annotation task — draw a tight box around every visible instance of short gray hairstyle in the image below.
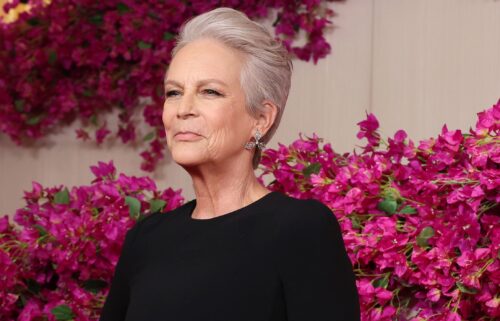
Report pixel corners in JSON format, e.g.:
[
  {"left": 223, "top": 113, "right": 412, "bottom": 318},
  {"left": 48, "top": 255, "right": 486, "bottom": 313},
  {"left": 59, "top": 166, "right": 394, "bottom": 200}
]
[{"left": 168, "top": 7, "right": 293, "bottom": 170}]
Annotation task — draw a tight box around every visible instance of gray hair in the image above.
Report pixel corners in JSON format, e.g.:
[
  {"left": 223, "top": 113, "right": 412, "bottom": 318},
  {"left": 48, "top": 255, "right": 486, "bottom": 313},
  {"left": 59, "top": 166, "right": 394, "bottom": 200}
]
[{"left": 168, "top": 7, "right": 293, "bottom": 170}]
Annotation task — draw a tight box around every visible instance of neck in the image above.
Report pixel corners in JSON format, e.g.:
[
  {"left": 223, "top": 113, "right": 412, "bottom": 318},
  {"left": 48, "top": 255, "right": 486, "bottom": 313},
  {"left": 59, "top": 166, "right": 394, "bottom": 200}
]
[{"left": 184, "top": 158, "right": 270, "bottom": 219}]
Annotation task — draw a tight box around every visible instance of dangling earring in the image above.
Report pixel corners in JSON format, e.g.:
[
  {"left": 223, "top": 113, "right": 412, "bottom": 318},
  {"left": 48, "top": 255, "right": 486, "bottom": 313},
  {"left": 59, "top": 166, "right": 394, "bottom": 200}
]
[{"left": 245, "top": 130, "right": 266, "bottom": 150}]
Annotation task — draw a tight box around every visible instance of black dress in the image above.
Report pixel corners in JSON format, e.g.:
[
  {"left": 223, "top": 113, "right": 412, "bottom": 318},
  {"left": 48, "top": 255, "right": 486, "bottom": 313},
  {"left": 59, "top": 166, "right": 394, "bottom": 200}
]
[{"left": 99, "top": 190, "right": 360, "bottom": 321}]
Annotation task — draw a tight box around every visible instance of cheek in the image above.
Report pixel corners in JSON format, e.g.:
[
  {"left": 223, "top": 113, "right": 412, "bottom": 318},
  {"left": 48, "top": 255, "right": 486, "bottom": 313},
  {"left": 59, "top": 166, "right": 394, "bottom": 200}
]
[
  {"left": 205, "top": 120, "right": 232, "bottom": 158},
  {"left": 205, "top": 108, "right": 250, "bottom": 156},
  {"left": 162, "top": 108, "right": 177, "bottom": 149},
  {"left": 162, "top": 106, "right": 173, "bottom": 133}
]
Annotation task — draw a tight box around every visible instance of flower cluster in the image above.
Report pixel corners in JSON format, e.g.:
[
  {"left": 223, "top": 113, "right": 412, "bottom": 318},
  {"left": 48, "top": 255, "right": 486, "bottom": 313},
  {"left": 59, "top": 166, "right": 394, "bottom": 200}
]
[
  {"left": 0, "top": 0, "right": 341, "bottom": 172},
  {"left": 1, "top": 100, "right": 498, "bottom": 320},
  {"left": 0, "top": 161, "right": 184, "bottom": 320},
  {"left": 258, "top": 99, "right": 500, "bottom": 320}
]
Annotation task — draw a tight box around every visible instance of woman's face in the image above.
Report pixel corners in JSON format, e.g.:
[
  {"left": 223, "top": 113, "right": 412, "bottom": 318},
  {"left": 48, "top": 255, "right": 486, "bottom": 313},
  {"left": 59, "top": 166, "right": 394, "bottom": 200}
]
[{"left": 162, "top": 38, "right": 255, "bottom": 169}]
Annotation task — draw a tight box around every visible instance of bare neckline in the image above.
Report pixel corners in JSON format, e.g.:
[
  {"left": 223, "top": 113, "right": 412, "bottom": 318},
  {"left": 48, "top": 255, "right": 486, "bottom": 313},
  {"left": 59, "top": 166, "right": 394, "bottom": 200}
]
[{"left": 187, "top": 191, "right": 279, "bottom": 222}]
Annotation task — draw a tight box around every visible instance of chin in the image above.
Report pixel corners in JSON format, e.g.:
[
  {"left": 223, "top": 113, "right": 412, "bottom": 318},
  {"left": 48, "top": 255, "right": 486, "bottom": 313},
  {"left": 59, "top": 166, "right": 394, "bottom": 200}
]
[{"left": 171, "top": 150, "right": 205, "bottom": 166}]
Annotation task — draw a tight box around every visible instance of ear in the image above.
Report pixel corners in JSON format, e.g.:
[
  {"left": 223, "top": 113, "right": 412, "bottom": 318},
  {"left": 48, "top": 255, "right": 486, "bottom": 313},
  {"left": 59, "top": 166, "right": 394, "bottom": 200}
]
[{"left": 254, "top": 99, "right": 278, "bottom": 137}]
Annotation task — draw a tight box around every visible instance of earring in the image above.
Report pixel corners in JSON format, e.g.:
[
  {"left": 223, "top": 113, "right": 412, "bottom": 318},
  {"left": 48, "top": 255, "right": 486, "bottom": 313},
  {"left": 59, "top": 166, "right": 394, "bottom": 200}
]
[{"left": 245, "top": 130, "right": 266, "bottom": 150}]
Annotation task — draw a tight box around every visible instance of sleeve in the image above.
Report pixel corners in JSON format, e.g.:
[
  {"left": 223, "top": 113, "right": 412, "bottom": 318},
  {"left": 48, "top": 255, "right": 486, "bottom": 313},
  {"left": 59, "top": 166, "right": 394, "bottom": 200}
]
[
  {"left": 99, "top": 224, "right": 140, "bottom": 321},
  {"left": 276, "top": 199, "right": 360, "bottom": 321}
]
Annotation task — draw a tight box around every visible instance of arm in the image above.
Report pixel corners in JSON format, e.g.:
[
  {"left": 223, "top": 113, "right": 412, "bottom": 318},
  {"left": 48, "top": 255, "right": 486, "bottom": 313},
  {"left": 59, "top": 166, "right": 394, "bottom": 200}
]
[
  {"left": 276, "top": 199, "right": 360, "bottom": 321},
  {"left": 99, "top": 224, "right": 139, "bottom": 321}
]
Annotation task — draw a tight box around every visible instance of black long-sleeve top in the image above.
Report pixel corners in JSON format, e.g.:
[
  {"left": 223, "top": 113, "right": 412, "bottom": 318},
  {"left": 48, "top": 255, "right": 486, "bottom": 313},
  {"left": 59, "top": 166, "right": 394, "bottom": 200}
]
[{"left": 99, "top": 190, "right": 360, "bottom": 321}]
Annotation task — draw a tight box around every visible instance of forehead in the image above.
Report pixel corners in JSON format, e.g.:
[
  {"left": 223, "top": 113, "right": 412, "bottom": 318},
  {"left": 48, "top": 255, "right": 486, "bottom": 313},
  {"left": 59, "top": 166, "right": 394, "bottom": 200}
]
[{"left": 165, "top": 38, "right": 245, "bottom": 86}]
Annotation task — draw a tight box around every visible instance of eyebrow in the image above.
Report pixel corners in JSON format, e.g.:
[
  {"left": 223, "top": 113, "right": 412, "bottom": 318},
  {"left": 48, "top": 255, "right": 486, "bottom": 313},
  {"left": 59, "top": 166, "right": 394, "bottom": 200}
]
[{"left": 164, "top": 78, "right": 229, "bottom": 89}]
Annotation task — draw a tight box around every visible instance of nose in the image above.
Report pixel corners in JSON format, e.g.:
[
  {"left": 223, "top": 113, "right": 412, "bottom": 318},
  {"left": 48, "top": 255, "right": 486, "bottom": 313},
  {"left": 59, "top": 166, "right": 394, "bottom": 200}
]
[{"left": 177, "top": 90, "right": 197, "bottom": 119}]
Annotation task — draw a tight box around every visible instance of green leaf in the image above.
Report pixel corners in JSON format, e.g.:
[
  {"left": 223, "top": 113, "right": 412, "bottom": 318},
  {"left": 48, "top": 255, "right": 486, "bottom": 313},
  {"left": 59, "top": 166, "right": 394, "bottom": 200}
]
[
  {"left": 349, "top": 215, "right": 361, "bottom": 229},
  {"left": 163, "top": 31, "right": 174, "bottom": 41},
  {"left": 372, "top": 274, "right": 389, "bottom": 288},
  {"left": 27, "top": 17, "right": 40, "bottom": 26},
  {"left": 26, "top": 278, "right": 41, "bottom": 294},
  {"left": 18, "top": 292, "right": 27, "bottom": 308},
  {"left": 14, "top": 99, "right": 25, "bottom": 112},
  {"left": 90, "top": 114, "right": 98, "bottom": 126},
  {"left": 399, "top": 205, "right": 417, "bottom": 214},
  {"left": 143, "top": 131, "right": 156, "bottom": 142},
  {"left": 33, "top": 224, "right": 48, "bottom": 237},
  {"left": 82, "top": 279, "right": 107, "bottom": 294},
  {"left": 89, "top": 14, "right": 103, "bottom": 25},
  {"left": 456, "top": 281, "right": 478, "bottom": 294},
  {"left": 117, "top": 3, "right": 130, "bottom": 14},
  {"left": 125, "top": 196, "right": 141, "bottom": 219},
  {"left": 51, "top": 304, "right": 74, "bottom": 321},
  {"left": 54, "top": 188, "right": 70, "bottom": 205},
  {"left": 377, "top": 198, "right": 398, "bottom": 215},
  {"left": 149, "top": 199, "right": 166, "bottom": 213},
  {"left": 48, "top": 50, "right": 57, "bottom": 65},
  {"left": 383, "top": 187, "right": 402, "bottom": 203},
  {"left": 416, "top": 226, "right": 435, "bottom": 248},
  {"left": 26, "top": 114, "right": 43, "bottom": 125},
  {"left": 82, "top": 89, "right": 94, "bottom": 97},
  {"left": 302, "top": 162, "right": 321, "bottom": 177},
  {"left": 115, "top": 32, "right": 123, "bottom": 43},
  {"left": 137, "top": 41, "right": 152, "bottom": 50}
]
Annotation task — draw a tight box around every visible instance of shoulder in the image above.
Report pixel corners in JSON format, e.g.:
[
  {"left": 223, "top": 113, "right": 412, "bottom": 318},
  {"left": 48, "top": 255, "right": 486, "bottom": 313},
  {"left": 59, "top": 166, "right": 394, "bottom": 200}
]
[
  {"left": 274, "top": 194, "right": 336, "bottom": 226},
  {"left": 272, "top": 195, "right": 346, "bottom": 267},
  {"left": 124, "top": 200, "right": 193, "bottom": 242},
  {"left": 273, "top": 194, "right": 339, "bottom": 239}
]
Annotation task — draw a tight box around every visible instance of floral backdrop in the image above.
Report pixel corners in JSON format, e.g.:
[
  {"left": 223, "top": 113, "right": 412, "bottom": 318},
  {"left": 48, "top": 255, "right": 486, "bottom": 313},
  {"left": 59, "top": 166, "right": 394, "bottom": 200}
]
[
  {"left": 1, "top": 1, "right": 499, "bottom": 320},
  {"left": 0, "top": 0, "right": 341, "bottom": 172},
  {"left": 1, "top": 100, "right": 499, "bottom": 321}
]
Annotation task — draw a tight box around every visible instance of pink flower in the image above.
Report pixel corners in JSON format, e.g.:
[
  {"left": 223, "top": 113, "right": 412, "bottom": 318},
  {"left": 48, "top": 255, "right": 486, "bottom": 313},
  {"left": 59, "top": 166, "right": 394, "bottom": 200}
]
[
  {"left": 356, "top": 112, "right": 381, "bottom": 150},
  {"left": 90, "top": 160, "right": 116, "bottom": 180},
  {"left": 444, "top": 311, "right": 462, "bottom": 321},
  {"left": 3, "top": 162, "right": 184, "bottom": 318},
  {"left": 75, "top": 128, "right": 90, "bottom": 141},
  {"left": 257, "top": 100, "right": 499, "bottom": 320},
  {"left": 427, "top": 288, "right": 441, "bottom": 302},
  {"left": 95, "top": 122, "right": 111, "bottom": 144}
]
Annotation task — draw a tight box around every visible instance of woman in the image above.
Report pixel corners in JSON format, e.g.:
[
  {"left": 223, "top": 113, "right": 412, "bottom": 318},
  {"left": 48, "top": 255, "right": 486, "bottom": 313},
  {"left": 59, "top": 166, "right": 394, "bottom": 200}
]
[{"left": 100, "top": 7, "right": 360, "bottom": 321}]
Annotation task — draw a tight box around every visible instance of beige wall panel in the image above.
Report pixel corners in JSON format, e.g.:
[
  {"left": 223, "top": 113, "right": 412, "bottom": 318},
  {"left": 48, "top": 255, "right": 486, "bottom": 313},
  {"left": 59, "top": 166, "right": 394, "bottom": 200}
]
[
  {"left": 371, "top": 0, "right": 500, "bottom": 141},
  {"left": 279, "top": 1, "right": 374, "bottom": 154}
]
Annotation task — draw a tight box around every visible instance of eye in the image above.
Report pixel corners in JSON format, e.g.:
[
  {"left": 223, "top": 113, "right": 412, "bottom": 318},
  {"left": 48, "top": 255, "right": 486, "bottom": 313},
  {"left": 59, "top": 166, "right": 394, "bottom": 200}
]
[
  {"left": 203, "top": 89, "right": 222, "bottom": 96},
  {"left": 165, "top": 90, "right": 180, "bottom": 98}
]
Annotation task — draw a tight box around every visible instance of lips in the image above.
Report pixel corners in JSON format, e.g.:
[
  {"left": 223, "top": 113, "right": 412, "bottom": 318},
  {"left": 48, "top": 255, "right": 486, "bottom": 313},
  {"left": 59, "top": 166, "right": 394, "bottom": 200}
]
[
  {"left": 174, "top": 130, "right": 203, "bottom": 141},
  {"left": 175, "top": 131, "right": 201, "bottom": 137}
]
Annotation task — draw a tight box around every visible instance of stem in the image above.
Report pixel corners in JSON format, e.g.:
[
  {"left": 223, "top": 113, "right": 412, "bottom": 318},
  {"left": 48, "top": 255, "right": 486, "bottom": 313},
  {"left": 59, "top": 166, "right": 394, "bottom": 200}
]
[
  {"left": 452, "top": 292, "right": 462, "bottom": 313},
  {"left": 475, "top": 258, "right": 495, "bottom": 277},
  {"left": 429, "top": 178, "right": 480, "bottom": 185},
  {"left": 353, "top": 269, "right": 388, "bottom": 277}
]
